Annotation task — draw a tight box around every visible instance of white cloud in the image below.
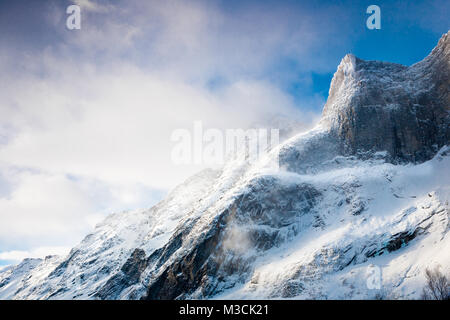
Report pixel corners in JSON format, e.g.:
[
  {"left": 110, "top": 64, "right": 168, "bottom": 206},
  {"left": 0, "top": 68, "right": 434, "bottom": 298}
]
[
  {"left": 0, "top": 0, "right": 349, "bottom": 260},
  {"left": 72, "top": 0, "right": 110, "bottom": 13},
  {"left": 0, "top": 246, "right": 70, "bottom": 263},
  {"left": 0, "top": 165, "right": 165, "bottom": 248},
  {"left": 0, "top": 62, "right": 308, "bottom": 190}
]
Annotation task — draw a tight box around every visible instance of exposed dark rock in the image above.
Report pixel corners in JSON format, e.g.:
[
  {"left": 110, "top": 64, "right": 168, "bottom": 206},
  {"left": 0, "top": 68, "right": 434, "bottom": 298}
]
[
  {"left": 281, "top": 280, "right": 304, "bottom": 298},
  {"left": 321, "top": 31, "right": 450, "bottom": 163},
  {"left": 365, "top": 227, "right": 426, "bottom": 258},
  {"left": 141, "top": 177, "right": 321, "bottom": 300},
  {"left": 48, "top": 249, "right": 79, "bottom": 278},
  {"left": 96, "top": 248, "right": 147, "bottom": 300}
]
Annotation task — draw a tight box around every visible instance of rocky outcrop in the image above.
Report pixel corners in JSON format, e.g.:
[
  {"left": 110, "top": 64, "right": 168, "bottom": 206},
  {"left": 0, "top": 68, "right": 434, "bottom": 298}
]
[
  {"left": 321, "top": 31, "right": 450, "bottom": 163},
  {"left": 96, "top": 248, "right": 147, "bottom": 299},
  {"left": 140, "top": 177, "right": 321, "bottom": 300}
]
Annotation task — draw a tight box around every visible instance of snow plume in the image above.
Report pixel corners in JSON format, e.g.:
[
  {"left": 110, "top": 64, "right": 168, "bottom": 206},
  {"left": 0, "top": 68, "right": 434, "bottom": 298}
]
[{"left": 222, "top": 218, "right": 252, "bottom": 256}]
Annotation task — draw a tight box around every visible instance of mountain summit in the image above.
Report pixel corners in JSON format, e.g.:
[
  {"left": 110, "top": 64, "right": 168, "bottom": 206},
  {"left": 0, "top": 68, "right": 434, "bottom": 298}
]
[
  {"left": 1, "top": 32, "right": 449, "bottom": 300},
  {"left": 321, "top": 31, "right": 449, "bottom": 162}
]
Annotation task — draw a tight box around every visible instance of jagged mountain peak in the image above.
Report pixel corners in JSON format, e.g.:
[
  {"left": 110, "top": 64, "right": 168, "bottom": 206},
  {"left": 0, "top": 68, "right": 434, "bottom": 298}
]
[
  {"left": 337, "top": 53, "right": 359, "bottom": 74},
  {"left": 321, "top": 31, "right": 450, "bottom": 163},
  {"left": 335, "top": 53, "right": 407, "bottom": 78},
  {"left": 333, "top": 31, "right": 449, "bottom": 85},
  {"left": 429, "top": 30, "right": 449, "bottom": 58},
  {"left": 1, "top": 32, "right": 449, "bottom": 301}
]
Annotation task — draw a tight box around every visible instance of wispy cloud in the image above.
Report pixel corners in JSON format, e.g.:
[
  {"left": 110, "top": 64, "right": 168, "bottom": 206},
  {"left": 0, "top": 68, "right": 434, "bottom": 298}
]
[{"left": 0, "top": 246, "right": 70, "bottom": 263}]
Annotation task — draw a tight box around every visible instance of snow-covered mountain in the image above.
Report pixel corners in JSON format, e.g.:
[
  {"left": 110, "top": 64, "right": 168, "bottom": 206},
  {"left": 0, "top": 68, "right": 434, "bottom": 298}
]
[{"left": 1, "top": 31, "right": 449, "bottom": 300}]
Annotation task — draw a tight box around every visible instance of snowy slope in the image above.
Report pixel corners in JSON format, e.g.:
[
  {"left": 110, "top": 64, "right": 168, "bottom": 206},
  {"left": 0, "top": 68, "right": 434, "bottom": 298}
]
[
  {"left": 1, "top": 140, "right": 448, "bottom": 300},
  {"left": 0, "top": 168, "right": 222, "bottom": 299},
  {"left": 0, "top": 31, "right": 448, "bottom": 300},
  {"left": 215, "top": 147, "right": 450, "bottom": 299}
]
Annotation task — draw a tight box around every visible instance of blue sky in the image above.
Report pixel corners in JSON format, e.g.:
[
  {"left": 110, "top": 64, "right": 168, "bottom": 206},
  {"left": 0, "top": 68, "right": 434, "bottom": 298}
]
[
  {"left": 0, "top": 0, "right": 448, "bottom": 265},
  {"left": 273, "top": 0, "right": 448, "bottom": 107},
  {"left": 0, "top": 0, "right": 447, "bottom": 107}
]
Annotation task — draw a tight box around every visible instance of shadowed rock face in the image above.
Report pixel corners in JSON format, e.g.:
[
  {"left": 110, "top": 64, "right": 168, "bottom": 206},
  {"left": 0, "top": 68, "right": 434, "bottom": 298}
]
[
  {"left": 96, "top": 248, "right": 147, "bottom": 299},
  {"left": 141, "top": 177, "right": 320, "bottom": 300},
  {"left": 321, "top": 31, "right": 450, "bottom": 163}
]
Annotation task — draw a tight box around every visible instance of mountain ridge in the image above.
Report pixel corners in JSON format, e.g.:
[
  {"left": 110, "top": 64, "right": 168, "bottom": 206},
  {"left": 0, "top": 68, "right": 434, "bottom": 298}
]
[{"left": 1, "top": 31, "right": 449, "bottom": 300}]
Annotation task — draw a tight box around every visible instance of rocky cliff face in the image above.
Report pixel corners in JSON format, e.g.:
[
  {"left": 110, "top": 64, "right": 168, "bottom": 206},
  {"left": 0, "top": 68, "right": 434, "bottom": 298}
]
[
  {"left": 1, "top": 32, "right": 449, "bottom": 300},
  {"left": 321, "top": 31, "right": 450, "bottom": 163}
]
